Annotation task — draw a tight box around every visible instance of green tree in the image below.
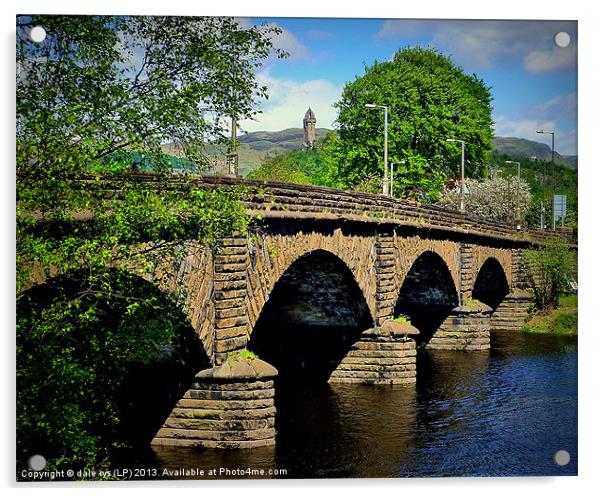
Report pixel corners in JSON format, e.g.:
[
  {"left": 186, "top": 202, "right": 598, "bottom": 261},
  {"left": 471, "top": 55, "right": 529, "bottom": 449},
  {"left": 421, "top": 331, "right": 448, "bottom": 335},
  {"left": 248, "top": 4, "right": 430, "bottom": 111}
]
[
  {"left": 247, "top": 130, "right": 343, "bottom": 188},
  {"left": 524, "top": 240, "right": 576, "bottom": 313},
  {"left": 17, "top": 271, "right": 209, "bottom": 475},
  {"left": 334, "top": 46, "right": 494, "bottom": 198},
  {"left": 16, "top": 15, "right": 281, "bottom": 473}
]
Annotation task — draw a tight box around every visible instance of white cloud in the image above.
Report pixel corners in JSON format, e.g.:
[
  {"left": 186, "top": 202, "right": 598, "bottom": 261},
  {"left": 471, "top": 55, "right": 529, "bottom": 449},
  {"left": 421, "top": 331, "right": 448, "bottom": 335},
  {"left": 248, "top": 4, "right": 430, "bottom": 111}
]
[
  {"left": 524, "top": 45, "right": 577, "bottom": 74},
  {"left": 235, "top": 18, "right": 310, "bottom": 61},
  {"left": 528, "top": 93, "right": 576, "bottom": 121},
  {"left": 376, "top": 19, "right": 577, "bottom": 74},
  {"left": 266, "top": 22, "right": 310, "bottom": 60},
  {"left": 238, "top": 71, "right": 342, "bottom": 132}
]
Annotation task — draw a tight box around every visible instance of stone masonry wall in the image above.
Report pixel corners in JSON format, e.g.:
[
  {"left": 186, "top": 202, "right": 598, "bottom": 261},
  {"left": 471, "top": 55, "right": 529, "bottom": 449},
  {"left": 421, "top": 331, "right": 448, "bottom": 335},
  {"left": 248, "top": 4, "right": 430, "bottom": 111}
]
[
  {"left": 374, "top": 231, "right": 396, "bottom": 325},
  {"left": 491, "top": 290, "right": 532, "bottom": 331},
  {"left": 470, "top": 245, "right": 513, "bottom": 296},
  {"left": 144, "top": 241, "right": 216, "bottom": 363},
  {"left": 245, "top": 227, "right": 378, "bottom": 334},
  {"left": 329, "top": 321, "right": 418, "bottom": 385},
  {"left": 391, "top": 235, "right": 461, "bottom": 308},
  {"left": 426, "top": 302, "right": 493, "bottom": 351},
  {"left": 213, "top": 238, "right": 251, "bottom": 365}
]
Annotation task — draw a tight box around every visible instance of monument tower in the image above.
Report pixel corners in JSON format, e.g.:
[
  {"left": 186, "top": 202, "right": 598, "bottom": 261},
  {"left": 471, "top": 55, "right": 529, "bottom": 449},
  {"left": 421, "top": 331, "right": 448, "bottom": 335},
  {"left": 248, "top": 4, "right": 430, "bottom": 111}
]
[{"left": 303, "top": 107, "right": 316, "bottom": 148}]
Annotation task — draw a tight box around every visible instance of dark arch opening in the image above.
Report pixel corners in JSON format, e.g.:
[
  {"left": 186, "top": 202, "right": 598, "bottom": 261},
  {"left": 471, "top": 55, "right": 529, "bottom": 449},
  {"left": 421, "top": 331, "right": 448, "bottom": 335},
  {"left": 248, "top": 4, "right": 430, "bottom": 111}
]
[
  {"left": 394, "top": 251, "right": 459, "bottom": 346},
  {"left": 248, "top": 249, "right": 373, "bottom": 383},
  {"left": 472, "top": 258, "right": 510, "bottom": 311},
  {"left": 16, "top": 270, "right": 209, "bottom": 469}
]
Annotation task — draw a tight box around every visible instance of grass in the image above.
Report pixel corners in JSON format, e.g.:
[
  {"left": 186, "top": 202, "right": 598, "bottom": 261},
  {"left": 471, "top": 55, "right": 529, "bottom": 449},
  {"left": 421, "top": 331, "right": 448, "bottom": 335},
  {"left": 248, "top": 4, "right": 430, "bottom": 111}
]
[
  {"left": 226, "top": 349, "right": 259, "bottom": 361},
  {"left": 521, "top": 294, "right": 578, "bottom": 335},
  {"left": 393, "top": 314, "right": 411, "bottom": 325}
]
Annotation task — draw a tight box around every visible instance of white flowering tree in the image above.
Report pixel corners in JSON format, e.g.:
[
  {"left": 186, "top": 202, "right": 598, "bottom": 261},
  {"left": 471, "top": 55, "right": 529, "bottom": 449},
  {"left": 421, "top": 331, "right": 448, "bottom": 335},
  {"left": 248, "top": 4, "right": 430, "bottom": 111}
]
[{"left": 439, "top": 177, "right": 532, "bottom": 223}]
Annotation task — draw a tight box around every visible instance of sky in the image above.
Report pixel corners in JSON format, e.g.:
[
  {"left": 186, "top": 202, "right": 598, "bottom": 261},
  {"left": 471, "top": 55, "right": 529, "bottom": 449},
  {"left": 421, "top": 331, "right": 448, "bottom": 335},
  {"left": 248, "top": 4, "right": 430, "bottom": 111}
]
[{"left": 236, "top": 18, "right": 578, "bottom": 156}]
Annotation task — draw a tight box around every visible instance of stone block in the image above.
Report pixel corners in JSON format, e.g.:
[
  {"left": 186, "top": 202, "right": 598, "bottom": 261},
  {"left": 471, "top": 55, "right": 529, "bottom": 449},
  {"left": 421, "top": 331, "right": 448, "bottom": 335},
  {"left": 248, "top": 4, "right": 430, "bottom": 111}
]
[
  {"left": 214, "top": 335, "right": 248, "bottom": 353},
  {"left": 184, "top": 387, "right": 275, "bottom": 401},
  {"left": 215, "top": 316, "right": 247, "bottom": 329},
  {"left": 170, "top": 406, "right": 276, "bottom": 420}
]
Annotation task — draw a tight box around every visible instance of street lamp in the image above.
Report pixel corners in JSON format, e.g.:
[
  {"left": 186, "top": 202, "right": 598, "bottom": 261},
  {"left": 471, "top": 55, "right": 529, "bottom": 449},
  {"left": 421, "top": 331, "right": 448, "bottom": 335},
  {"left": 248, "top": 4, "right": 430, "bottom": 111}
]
[
  {"left": 446, "top": 138, "right": 466, "bottom": 212},
  {"left": 536, "top": 129, "right": 556, "bottom": 229},
  {"left": 389, "top": 160, "right": 406, "bottom": 197},
  {"left": 365, "top": 103, "right": 389, "bottom": 195},
  {"left": 505, "top": 160, "right": 522, "bottom": 223}
]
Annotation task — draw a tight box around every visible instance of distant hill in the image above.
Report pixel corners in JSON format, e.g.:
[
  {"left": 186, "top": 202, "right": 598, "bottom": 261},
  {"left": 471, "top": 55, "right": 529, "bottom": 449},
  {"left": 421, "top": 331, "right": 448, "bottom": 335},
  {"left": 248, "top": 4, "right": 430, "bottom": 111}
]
[
  {"left": 238, "top": 128, "right": 331, "bottom": 151},
  {"left": 237, "top": 131, "right": 578, "bottom": 170},
  {"left": 162, "top": 131, "right": 576, "bottom": 176},
  {"left": 493, "top": 137, "right": 577, "bottom": 169}
]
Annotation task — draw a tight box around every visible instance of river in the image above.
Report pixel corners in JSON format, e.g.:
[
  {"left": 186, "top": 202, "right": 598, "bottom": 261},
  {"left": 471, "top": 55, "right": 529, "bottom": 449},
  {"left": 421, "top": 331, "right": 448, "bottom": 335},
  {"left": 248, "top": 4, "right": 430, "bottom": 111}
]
[{"left": 122, "top": 329, "right": 577, "bottom": 479}]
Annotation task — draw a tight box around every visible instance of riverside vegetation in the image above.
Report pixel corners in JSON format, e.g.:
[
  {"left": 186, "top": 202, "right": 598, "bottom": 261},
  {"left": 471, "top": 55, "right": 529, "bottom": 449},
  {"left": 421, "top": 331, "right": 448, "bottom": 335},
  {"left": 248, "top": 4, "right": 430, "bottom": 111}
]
[{"left": 16, "top": 15, "right": 282, "bottom": 475}]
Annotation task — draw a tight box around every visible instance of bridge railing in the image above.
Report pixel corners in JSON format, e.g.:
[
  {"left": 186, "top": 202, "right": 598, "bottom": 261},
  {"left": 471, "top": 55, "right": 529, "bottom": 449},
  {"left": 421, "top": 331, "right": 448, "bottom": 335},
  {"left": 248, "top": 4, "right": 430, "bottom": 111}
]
[
  {"left": 82, "top": 173, "right": 575, "bottom": 245},
  {"left": 160, "top": 175, "right": 572, "bottom": 245}
]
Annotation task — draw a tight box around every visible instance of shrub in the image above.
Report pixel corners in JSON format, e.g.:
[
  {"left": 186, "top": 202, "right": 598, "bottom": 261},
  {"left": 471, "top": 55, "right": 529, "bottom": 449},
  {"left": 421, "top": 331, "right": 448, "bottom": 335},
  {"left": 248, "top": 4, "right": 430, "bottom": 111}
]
[{"left": 523, "top": 240, "right": 576, "bottom": 313}]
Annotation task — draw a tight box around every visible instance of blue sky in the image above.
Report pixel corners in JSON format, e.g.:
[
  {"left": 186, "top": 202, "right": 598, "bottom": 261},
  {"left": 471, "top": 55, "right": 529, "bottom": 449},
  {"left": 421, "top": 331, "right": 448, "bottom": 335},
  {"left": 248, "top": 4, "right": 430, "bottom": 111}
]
[{"left": 237, "top": 18, "right": 577, "bottom": 155}]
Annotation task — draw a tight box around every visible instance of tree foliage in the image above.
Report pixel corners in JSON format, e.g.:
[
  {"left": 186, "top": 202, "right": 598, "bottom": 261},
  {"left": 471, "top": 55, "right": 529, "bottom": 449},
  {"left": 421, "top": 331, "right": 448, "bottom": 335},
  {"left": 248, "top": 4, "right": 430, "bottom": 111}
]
[
  {"left": 524, "top": 240, "right": 576, "bottom": 312},
  {"left": 16, "top": 15, "right": 281, "bottom": 473},
  {"left": 17, "top": 271, "right": 208, "bottom": 475},
  {"left": 334, "top": 46, "right": 494, "bottom": 197},
  {"left": 439, "top": 176, "right": 532, "bottom": 222},
  {"left": 492, "top": 151, "right": 578, "bottom": 229},
  {"left": 247, "top": 130, "right": 343, "bottom": 187}
]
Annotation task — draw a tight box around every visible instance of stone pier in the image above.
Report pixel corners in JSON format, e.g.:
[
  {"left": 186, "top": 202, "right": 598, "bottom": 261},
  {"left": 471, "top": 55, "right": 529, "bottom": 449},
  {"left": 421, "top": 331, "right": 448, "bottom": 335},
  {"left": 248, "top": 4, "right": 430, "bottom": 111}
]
[
  {"left": 152, "top": 354, "right": 277, "bottom": 449},
  {"left": 427, "top": 300, "right": 493, "bottom": 351},
  {"left": 328, "top": 320, "right": 419, "bottom": 385},
  {"left": 491, "top": 289, "right": 532, "bottom": 331}
]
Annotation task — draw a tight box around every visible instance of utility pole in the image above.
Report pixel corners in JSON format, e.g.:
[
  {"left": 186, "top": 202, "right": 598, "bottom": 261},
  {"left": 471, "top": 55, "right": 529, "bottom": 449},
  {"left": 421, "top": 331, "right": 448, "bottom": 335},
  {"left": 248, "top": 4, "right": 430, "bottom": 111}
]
[
  {"left": 537, "top": 130, "right": 556, "bottom": 229},
  {"left": 228, "top": 116, "right": 238, "bottom": 177},
  {"left": 446, "top": 139, "right": 466, "bottom": 212},
  {"left": 365, "top": 104, "right": 389, "bottom": 196}
]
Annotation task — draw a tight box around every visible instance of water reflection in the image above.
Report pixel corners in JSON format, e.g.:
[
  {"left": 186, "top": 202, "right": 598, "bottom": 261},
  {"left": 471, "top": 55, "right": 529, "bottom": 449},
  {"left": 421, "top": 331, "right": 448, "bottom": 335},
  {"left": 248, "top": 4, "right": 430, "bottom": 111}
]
[
  {"left": 274, "top": 383, "right": 418, "bottom": 478},
  {"left": 136, "top": 329, "right": 577, "bottom": 479}
]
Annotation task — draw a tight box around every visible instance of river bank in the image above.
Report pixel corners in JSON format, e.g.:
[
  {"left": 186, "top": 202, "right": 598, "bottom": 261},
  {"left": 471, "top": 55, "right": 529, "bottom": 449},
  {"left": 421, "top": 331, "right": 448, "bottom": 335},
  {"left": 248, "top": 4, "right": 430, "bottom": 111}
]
[{"left": 521, "top": 294, "right": 578, "bottom": 335}]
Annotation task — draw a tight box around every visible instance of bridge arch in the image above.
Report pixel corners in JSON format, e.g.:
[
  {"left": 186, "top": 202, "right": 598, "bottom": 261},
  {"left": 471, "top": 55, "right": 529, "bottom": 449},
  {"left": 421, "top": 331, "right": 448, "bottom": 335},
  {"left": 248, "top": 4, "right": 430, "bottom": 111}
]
[
  {"left": 21, "top": 240, "right": 216, "bottom": 361},
  {"left": 247, "top": 248, "right": 374, "bottom": 381},
  {"left": 246, "top": 230, "right": 377, "bottom": 332},
  {"left": 472, "top": 257, "right": 510, "bottom": 311},
  {"left": 16, "top": 268, "right": 210, "bottom": 447},
  {"left": 394, "top": 250, "right": 459, "bottom": 345}
]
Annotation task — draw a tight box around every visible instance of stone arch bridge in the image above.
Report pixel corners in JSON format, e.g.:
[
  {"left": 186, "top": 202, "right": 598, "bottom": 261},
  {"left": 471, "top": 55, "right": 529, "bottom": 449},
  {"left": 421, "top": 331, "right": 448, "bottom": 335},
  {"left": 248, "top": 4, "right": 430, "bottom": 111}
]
[
  {"left": 136, "top": 177, "right": 572, "bottom": 449},
  {"left": 26, "top": 176, "right": 574, "bottom": 449},
  {"left": 138, "top": 177, "right": 567, "bottom": 361}
]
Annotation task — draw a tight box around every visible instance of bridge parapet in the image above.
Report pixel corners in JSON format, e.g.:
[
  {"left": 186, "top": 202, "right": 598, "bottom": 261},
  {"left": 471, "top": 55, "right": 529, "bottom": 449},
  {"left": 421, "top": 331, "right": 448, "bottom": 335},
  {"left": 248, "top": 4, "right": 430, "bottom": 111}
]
[{"left": 124, "top": 174, "right": 573, "bottom": 246}]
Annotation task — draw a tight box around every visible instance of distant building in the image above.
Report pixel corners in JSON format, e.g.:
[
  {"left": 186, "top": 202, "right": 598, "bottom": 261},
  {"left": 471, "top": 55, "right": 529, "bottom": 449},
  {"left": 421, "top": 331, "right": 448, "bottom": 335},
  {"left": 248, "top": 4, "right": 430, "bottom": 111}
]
[{"left": 303, "top": 107, "right": 316, "bottom": 148}]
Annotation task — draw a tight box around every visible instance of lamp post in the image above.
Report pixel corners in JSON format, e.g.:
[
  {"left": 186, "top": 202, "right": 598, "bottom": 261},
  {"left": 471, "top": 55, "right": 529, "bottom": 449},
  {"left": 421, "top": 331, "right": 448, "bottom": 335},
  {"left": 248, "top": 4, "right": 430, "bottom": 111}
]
[
  {"left": 389, "top": 160, "right": 405, "bottom": 197},
  {"left": 446, "top": 138, "right": 466, "bottom": 212},
  {"left": 505, "top": 160, "right": 521, "bottom": 224},
  {"left": 365, "top": 104, "right": 389, "bottom": 195},
  {"left": 536, "top": 129, "right": 555, "bottom": 229}
]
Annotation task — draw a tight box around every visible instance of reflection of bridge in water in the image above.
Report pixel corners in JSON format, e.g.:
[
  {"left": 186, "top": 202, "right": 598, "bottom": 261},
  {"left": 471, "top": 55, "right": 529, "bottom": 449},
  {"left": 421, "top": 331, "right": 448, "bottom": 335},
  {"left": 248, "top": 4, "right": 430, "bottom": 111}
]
[{"left": 26, "top": 176, "right": 574, "bottom": 451}]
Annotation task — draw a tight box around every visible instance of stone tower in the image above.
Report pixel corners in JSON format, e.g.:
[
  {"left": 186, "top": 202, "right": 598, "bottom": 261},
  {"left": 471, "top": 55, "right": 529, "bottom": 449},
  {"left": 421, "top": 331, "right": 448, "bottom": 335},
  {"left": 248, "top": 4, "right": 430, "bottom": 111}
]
[{"left": 303, "top": 107, "right": 316, "bottom": 148}]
